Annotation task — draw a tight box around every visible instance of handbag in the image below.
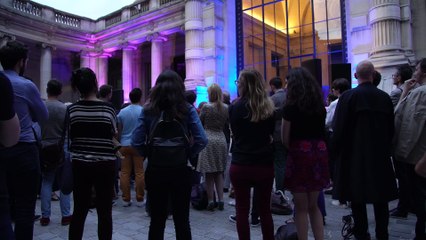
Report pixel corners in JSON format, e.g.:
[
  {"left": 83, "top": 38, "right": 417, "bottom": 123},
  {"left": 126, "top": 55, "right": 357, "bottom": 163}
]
[{"left": 415, "top": 153, "right": 426, "bottom": 178}]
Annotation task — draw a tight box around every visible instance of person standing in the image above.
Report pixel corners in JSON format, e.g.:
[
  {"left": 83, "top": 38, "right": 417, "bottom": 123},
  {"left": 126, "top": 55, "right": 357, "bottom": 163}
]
[
  {"left": 229, "top": 68, "right": 275, "bottom": 240},
  {"left": 282, "top": 68, "right": 329, "bottom": 240},
  {"left": 196, "top": 83, "right": 229, "bottom": 211},
  {"left": 0, "top": 72, "right": 20, "bottom": 240},
  {"left": 132, "top": 70, "right": 207, "bottom": 240},
  {"left": 390, "top": 64, "right": 413, "bottom": 108},
  {"left": 269, "top": 77, "right": 287, "bottom": 192},
  {"left": 0, "top": 40, "right": 49, "bottom": 240},
  {"left": 393, "top": 58, "right": 426, "bottom": 240},
  {"left": 332, "top": 60, "right": 397, "bottom": 240},
  {"left": 39, "top": 79, "right": 72, "bottom": 226},
  {"left": 67, "top": 68, "right": 117, "bottom": 240},
  {"left": 117, "top": 88, "right": 145, "bottom": 207}
]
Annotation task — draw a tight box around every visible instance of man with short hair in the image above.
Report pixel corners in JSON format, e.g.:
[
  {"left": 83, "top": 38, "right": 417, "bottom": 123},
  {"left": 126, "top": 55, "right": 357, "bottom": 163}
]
[
  {"left": 118, "top": 88, "right": 145, "bottom": 207},
  {"left": 99, "top": 84, "right": 113, "bottom": 102},
  {"left": 39, "top": 79, "right": 72, "bottom": 226},
  {"left": 0, "top": 40, "right": 48, "bottom": 239},
  {"left": 269, "top": 77, "right": 287, "bottom": 192},
  {"left": 390, "top": 64, "right": 413, "bottom": 108},
  {"left": 393, "top": 58, "right": 426, "bottom": 240},
  {"left": 332, "top": 60, "right": 397, "bottom": 240}
]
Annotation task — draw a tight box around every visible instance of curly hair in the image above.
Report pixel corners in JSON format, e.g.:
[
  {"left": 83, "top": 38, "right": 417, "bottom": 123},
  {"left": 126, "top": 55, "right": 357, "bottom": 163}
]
[
  {"left": 286, "top": 67, "right": 324, "bottom": 114},
  {"left": 237, "top": 69, "right": 274, "bottom": 122}
]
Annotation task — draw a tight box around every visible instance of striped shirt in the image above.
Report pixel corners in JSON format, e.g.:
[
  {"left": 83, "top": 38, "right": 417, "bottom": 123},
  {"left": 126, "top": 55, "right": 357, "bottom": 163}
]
[{"left": 68, "top": 100, "right": 117, "bottom": 162}]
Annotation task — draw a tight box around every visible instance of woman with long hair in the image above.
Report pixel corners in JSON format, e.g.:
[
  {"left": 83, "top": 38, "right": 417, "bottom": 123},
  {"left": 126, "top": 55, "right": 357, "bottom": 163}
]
[
  {"left": 229, "top": 68, "right": 275, "bottom": 239},
  {"left": 67, "top": 67, "right": 117, "bottom": 240},
  {"left": 196, "top": 83, "right": 229, "bottom": 211},
  {"left": 281, "top": 67, "right": 329, "bottom": 240},
  {"left": 132, "top": 70, "right": 207, "bottom": 240}
]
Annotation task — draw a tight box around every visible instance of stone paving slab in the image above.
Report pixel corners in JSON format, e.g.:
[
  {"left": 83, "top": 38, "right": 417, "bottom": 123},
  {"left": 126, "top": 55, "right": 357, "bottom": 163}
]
[{"left": 33, "top": 191, "right": 416, "bottom": 240}]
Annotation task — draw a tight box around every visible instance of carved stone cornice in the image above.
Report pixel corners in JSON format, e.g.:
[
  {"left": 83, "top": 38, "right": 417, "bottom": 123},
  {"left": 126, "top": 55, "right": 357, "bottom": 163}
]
[{"left": 146, "top": 32, "right": 167, "bottom": 42}]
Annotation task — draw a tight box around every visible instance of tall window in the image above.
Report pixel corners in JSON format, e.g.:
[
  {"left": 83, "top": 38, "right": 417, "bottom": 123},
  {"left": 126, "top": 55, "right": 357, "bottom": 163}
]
[{"left": 237, "top": 0, "right": 344, "bottom": 86}]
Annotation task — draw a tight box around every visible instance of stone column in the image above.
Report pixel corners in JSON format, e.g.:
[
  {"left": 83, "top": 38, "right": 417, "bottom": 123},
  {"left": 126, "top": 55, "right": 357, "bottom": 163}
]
[
  {"left": 133, "top": 46, "right": 142, "bottom": 89},
  {"left": 184, "top": 0, "right": 204, "bottom": 90},
  {"left": 369, "top": 0, "right": 408, "bottom": 93},
  {"left": 122, "top": 45, "right": 137, "bottom": 102},
  {"left": 80, "top": 51, "right": 91, "bottom": 68},
  {"left": 97, "top": 53, "right": 110, "bottom": 87},
  {"left": 40, "top": 43, "right": 53, "bottom": 99},
  {"left": 148, "top": 33, "right": 166, "bottom": 87}
]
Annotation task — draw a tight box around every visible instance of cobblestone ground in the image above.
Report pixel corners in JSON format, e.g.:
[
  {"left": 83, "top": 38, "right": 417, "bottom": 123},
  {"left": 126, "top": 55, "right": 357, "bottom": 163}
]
[{"left": 33, "top": 190, "right": 416, "bottom": 240}]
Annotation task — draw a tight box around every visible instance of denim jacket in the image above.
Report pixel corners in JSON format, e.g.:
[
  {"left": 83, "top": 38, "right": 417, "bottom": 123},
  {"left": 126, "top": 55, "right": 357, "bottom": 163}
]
[{"left": 131, "top": 104, "right": 208, "bottom": 159}]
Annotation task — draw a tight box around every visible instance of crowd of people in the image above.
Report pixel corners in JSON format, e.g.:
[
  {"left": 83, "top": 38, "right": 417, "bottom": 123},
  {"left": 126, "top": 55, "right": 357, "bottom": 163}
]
[{"left": 0, "top": 39, "right": 425, "bottom": 240}]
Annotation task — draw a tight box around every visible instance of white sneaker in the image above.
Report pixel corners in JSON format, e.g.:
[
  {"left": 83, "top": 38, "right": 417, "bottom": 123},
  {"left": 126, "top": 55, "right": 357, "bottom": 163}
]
[
  {"left": 331, "top": 200, "right": 347, "bottom": 208},
  {"left": 122, "top": 200, "right": 132, "bottom": 207},
  {"left": 228, "top": 200, "right": 235, "bottom": 206},
  {"left": 136, "top": 200, "right": 146, "bottom": 208}
]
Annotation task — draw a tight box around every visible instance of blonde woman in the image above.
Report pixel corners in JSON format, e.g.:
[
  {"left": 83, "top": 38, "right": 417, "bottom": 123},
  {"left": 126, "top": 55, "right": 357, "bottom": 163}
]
[
  {"left": 197, "top": 83, "right": 229, "bottom": 210},
  {"left": 229, "top": 69, "right": 275, "bottom": 239}
]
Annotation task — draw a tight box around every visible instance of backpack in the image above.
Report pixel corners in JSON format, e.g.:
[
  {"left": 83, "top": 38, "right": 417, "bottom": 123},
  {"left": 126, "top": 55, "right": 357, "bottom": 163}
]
[
  {"left": 275, "top": 223, "right": 298, "bottom": 240},
  {"left": 148, "top": 111, "right": 190, "bottom": 167},
  {"left": 190, "top": 181, "right": 217, "bottom": 210},
  {"left": 191, "top": 182, "right": 209, "bottom": 210}
]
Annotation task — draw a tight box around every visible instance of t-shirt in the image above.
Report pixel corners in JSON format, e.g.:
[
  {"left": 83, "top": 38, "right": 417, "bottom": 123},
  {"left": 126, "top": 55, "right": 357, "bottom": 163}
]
[
  {"left": 0, "top": 72, "right": 15, "bottom": 121},
  {"left": 282, "top": 104, "right": 326, "bottom": 140},
  {"left": 117, "top": 104, "right": 142, "bottom": 146},
  {"left": 39, "top": 99, "right": 67, "bottom": 146},
  {"left": 68, "top": 100, "right": 117, "bottom": 162}
]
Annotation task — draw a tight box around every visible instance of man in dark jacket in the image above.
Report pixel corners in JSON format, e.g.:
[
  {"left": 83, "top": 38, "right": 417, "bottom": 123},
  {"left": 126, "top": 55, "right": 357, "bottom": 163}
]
[{"left": 332, "top": 60, "right": 397, "bottom": 240}]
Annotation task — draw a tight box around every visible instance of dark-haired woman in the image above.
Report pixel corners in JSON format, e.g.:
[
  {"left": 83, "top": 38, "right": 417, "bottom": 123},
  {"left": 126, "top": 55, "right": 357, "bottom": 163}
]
[
  {"left": 67, "top": 67, "right": 117, "bottom": 240},
  {"left": 229, "top": 68, "right": 275, "bottom": 240},
  {"left": 282, "top": 67, "right": 329, "bottom": 240},
  {"left": 132, "top": 70, "right": 207, "bottom": 240}
]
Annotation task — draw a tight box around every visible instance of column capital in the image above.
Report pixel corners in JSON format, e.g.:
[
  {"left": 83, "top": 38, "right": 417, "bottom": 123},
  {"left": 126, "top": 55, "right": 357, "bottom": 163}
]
[
  {"left": 0, "top": 32, "right": 15, "bottom": 41},
  {"left": 146, "top": 33, "right": 167, "bottom": 42},
  {"left": 40, "top": 43, "right": 56, "bottom": 50}
]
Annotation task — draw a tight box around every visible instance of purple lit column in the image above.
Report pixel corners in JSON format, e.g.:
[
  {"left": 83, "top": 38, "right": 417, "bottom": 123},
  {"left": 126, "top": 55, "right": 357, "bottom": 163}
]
[
  {"left": 40, "top": 43, "right": 53, "bottom": 99},
  {"left": 185, "top": 0, "right": 204, "bottom": 90},
  {"left": 97, "top": 54, "right": 109, "bottom": 87},
  {"left": 80, "top": 51, "right": 90, "bottom": 68},
  {"left": 149, "top": 34, "right": 166, "bottom": 87},
  {"left": 122, "top": 45, "right": 137, "bottom": 102}
]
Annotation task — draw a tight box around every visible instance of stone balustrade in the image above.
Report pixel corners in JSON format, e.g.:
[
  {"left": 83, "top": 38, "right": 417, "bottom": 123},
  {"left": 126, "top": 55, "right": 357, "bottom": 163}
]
[{"left": 4, "top": 0, "right": 181, "bottom": 31}]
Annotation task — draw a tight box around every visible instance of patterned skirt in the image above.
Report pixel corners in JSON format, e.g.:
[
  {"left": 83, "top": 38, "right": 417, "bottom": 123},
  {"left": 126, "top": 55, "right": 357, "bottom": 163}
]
[{"left": 284, "top": 139, "right": 330, "bottom": 193}]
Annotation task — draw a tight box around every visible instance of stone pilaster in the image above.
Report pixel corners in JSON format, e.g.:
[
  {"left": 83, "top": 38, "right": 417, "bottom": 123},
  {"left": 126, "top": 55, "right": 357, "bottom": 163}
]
[
  {"left": 203, "top": 0, "right": 224, "bottom": 87},
  {"left": 122, "top": 45, "right": 137, "bottom": 102},
  {"left": 40, "top": 43, "right": 54, "bottom": 99},
  {"left": 184, "top": 0, "right": 204, "bottom": 90},
  {"left": 97, "top": 53, "right": 110, "bottom": 87},
  {"left": 368, "top": 0, "right": 409, "bottom": 93},
  {"left": 147, "top": 33, "right": 166, "bottom": 88}
]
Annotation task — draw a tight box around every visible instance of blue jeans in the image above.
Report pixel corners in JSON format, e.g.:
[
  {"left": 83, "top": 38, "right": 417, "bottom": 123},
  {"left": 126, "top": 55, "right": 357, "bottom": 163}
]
[
  {"left": 3, "top": 142, "right": 40, "bottom": 240},
  {"left": 41, "top": 169, "right": 71, "bottom": 218}
]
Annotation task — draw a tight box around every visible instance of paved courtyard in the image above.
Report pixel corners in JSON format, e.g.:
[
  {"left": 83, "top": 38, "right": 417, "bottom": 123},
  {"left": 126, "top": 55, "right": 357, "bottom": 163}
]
[{"left": 33, "top": 190, "right": 417, "bottom": 240}]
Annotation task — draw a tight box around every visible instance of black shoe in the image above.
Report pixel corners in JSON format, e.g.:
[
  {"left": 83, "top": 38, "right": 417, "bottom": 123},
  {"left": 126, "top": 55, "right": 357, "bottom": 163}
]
[
  {"left": 33, "top": 214, "right": 41, "bottom": 221},
  {"left": 390, "top": 209, "right": 408, "bottom": 219},
  {"left": 250, "top": 217, "right": 260, "bottom": 227}
]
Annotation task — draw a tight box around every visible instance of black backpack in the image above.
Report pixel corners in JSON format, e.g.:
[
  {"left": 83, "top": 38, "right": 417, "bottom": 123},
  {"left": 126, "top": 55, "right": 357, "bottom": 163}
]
[{"left": 147, "top": 111, "right": 190, "bottom": 167}]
